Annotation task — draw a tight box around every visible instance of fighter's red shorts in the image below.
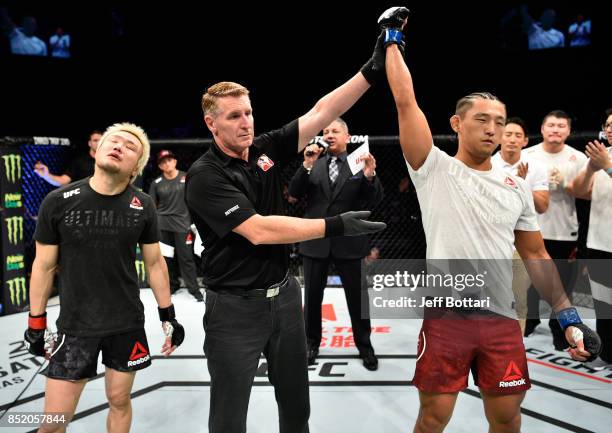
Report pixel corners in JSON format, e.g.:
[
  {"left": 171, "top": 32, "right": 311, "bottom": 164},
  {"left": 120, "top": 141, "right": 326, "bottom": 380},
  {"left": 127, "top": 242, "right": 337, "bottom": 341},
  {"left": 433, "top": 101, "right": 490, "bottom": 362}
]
[{"left": 413, "top": 308, "right": 530, "bottom": 394}]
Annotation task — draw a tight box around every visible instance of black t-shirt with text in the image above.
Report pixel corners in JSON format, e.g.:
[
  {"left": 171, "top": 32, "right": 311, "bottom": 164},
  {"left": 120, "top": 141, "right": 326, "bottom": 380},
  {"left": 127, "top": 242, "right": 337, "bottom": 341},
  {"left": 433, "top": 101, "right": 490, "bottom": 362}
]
[
  {"left": 185, "top": 120, "right": 298, "bottom": 290},
  {"left": 34, "top": 178, "right": 159, "bottom": 336},
  {"left": 148, "top": 170, "right": 191, "bottom": 232}
]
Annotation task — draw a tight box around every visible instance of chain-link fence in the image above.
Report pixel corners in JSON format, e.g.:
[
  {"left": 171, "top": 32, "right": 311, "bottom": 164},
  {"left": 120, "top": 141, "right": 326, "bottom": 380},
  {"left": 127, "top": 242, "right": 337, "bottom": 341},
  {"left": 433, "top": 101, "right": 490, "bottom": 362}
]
[{"left": 8, "top": 132, "right": 599, "bottom": 306}]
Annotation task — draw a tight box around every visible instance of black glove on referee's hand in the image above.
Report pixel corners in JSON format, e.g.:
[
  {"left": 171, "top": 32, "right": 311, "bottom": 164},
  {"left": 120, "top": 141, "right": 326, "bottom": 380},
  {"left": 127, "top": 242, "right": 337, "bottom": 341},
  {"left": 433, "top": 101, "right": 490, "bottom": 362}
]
[
  {"left": 360, "top": 31, "right": 386, "bottom": 85},
  {"left": 325, "top": 211, "right": 386, "bottom": 237}
]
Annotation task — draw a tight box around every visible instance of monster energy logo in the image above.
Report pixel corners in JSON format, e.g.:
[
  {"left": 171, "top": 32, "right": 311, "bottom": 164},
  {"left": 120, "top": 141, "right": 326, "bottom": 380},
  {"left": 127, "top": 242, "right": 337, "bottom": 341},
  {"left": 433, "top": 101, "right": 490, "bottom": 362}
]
[
  {"left": 2, "top": 154, "right": 21, "bottom": 183},
  {"left": 5, "top": 216, "right": 24, "bottom": 245},
  {"left": 4, "top": 193, "right": 22, "bottom": 208},
  {"left": 135, "top": 260, "right": 146, "bottom": 283},
  {"left": 7, "top": 277, "right": 27, "bottom": 307},
  {"left": 6, "top": 254, "right": 25, "bottom": 271}
]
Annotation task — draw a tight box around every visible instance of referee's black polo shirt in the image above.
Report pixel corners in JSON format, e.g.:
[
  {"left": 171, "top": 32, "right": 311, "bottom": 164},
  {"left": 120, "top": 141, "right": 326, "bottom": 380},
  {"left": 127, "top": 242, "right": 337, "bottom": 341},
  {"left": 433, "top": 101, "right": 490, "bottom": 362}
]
[{"left": 185, "top": 119, "right": 298, "bottom": 290}]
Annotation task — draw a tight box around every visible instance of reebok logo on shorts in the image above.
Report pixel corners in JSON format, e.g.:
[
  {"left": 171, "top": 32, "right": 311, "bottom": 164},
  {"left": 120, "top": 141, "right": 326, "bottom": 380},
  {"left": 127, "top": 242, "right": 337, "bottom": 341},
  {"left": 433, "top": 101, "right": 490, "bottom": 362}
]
[
  {"left": 499, "top": 360, "right": 526, "bottom": 387},
  {"left": 127, "top": 341, "right": 150, "bottom": 367}
]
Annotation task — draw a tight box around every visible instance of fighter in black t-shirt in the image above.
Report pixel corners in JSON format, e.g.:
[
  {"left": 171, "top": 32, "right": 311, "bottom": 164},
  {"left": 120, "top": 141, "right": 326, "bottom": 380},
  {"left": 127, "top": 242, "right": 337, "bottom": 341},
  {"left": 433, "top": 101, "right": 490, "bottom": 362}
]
[{"left": 24, "top": 123, "right": 185, "bottom": 432}]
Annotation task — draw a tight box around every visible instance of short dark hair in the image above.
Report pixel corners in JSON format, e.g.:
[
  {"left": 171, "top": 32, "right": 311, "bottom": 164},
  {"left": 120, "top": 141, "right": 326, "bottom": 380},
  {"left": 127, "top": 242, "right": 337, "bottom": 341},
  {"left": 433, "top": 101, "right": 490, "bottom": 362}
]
[
  {"left": 542, "top": 110, "right": 571, "bottom": 127},
  {"left": 505, "top": 117, "right": 529, "bottom": 136},
  {"left": 604, "top": 108, "right": 612, "bottom": 119},
  {"left": 455, "top": 92, "right": 503, "bottom": 118}
]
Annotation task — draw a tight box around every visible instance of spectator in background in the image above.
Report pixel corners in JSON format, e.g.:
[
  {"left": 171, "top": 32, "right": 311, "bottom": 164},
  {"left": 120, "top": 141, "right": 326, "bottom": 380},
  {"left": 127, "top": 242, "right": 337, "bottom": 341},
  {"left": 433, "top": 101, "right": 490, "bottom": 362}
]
[
  {"left": 149, "top": 149, "right": 203, "bottom": 302},
  {"left": 568, "top": 14, "right": 592, "bottom": 47},
  {"left": 364, "top": 246, "right": 380, "bottom": 266},
  {"left": 492, "top": 117, "right": 549, "bottom": 334},
  {"left": 571, "top": 109, "right": 612, "bottom": 370},
  {"left": 49, "top": 27, "right": 70, "bottom": 58},
  {"left": 0, "top": 9, "right": 47, "bottom": 56},
  {"left": 34, "top": 130, "right": 102, "bottom": 186},
  {"left": 523, "top": 110, "right": 587, "bottom": 344},
  {"left": 520, "top": 6, "right": 565, "bottom": 50}
]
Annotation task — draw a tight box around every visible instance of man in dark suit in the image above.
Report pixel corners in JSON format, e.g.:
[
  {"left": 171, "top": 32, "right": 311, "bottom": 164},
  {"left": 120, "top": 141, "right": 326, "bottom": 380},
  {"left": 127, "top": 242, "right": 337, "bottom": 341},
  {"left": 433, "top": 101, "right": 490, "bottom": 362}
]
[{"left": 289, "top": 118, "right": 383, "bottom": 370}]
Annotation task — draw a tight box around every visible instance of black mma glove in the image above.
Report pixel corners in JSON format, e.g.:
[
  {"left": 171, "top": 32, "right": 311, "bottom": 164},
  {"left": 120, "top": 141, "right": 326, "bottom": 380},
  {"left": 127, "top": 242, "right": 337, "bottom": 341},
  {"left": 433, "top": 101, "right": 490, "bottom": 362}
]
[
  {"left": 325, "top": 211, "right": 386, "bottom": 237},
  {"left": 158, "top": 304, "right": 185, "bottom": 347},
  {"left": 378, "top": 6, "right": 410, "bottom": 30},
  {"left": 378, "top": 6, "right": 410, "bottom": 54},
  {"left": 24, "top": 312, "right": 47, "bottom": 357},
  {"left": 360, "top": 31, "right": 386, "bottom": 85},
  {"left": 557, "top": 307, "right": 602, "bottom": 362}
]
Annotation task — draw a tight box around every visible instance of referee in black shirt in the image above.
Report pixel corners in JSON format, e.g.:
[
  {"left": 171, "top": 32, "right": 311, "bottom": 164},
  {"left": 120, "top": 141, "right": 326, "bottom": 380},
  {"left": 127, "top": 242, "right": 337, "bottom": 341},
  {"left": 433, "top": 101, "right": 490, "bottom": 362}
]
[{"left": 186, "top": 41, "right": 388, "bottom": 433}]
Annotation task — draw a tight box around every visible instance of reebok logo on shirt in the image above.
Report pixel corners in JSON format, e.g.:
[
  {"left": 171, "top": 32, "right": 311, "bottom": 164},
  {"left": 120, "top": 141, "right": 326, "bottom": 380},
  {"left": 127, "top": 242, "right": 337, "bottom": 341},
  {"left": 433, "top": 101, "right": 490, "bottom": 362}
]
[
  {"left": 129, "top": 196, "right": 143, "bottom": 210},
  {"left": 503, "top": 176, "right": 518, "bottom": 190},
  {"left": 499, "top": 361, "right": 526, "bottom": 387}
]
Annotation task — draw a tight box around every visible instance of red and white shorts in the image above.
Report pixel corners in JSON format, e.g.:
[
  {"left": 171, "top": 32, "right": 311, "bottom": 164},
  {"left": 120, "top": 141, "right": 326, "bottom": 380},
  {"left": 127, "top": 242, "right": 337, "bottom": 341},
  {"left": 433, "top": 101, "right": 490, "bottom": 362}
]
[{"left": 413, "top": 309, "right": 530, "bottom": 394}]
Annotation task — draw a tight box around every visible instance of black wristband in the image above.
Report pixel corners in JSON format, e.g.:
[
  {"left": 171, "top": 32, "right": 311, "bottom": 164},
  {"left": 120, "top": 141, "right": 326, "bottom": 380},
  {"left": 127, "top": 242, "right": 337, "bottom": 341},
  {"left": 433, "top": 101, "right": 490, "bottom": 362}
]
[
  {"left": 158, "top": 304, "right": 176, "bottom": 322},
  {"left": 360, "top": 60, "right": 377, "bottom": 85},
  {"left": 324, "top": 216, "right": 344, "bottom": 237}
]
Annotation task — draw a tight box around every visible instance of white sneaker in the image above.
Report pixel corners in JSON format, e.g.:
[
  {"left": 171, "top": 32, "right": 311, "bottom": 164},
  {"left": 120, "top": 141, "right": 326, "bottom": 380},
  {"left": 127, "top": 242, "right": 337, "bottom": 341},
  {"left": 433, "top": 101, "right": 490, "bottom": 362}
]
[{"left": 583, "top": 358, "right": 611, "bottom": 371}]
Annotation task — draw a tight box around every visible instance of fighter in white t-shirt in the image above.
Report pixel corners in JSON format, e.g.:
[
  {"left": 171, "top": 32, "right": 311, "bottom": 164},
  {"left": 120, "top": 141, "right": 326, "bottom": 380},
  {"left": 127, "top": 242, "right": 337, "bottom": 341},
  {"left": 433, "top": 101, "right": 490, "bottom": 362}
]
[
  {"left": 381, "top": 8, "right": 600, "bottom": 433},
  {"left": 571, "top": 110, "right": 612, "bottom": 370}
]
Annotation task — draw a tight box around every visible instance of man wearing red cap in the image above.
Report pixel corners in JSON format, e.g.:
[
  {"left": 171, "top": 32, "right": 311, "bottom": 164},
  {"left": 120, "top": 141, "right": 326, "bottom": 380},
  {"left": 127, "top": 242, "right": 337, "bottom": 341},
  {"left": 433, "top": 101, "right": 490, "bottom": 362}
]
[{"left": 149, "top": 149, "right": 203, "bottom": 301}]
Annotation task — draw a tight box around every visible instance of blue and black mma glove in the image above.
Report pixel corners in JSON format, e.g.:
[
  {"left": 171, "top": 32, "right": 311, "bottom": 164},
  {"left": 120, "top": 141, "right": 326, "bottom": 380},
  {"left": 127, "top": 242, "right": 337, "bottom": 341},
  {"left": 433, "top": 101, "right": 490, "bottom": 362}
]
[
  {"left": 158, "top": 304, "right": 185, "bottom": 347},
  {"left": 557, "top": 307, "right": 602, "bottom": 362},
  {"left": 24, "top": 312, "right": 48, "bottom": 357},
  {"left": 360, "top": 6, "right": 411, "bottom": 85},
  {"left": 378, "top": 6, "right": 410, "bottom": 53}
]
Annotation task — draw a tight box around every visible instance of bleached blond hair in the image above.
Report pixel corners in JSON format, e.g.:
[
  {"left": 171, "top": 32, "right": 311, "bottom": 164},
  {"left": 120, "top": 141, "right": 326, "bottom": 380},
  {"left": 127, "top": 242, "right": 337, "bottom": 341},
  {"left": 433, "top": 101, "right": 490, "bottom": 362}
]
[{"left": 98, "top": 122, "right": 150, "bottom": 182}]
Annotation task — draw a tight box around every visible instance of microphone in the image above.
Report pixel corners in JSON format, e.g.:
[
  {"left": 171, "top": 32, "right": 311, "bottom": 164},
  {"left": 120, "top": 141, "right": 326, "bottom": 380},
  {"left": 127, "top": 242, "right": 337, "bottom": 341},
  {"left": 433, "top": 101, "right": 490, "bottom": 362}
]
[{"left": 305, "top": 137, "right": 329, "bottom": 156}]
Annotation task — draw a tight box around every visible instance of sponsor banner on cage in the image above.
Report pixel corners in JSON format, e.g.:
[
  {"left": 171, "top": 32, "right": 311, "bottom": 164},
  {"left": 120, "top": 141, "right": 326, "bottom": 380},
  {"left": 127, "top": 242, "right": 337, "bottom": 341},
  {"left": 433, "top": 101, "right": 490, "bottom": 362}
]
[
  {"left": 32, "top": 137, "right": 71, "bottom": 146},
  {"left": 0, "top": 147, "right": 27, "bottom": 316}
]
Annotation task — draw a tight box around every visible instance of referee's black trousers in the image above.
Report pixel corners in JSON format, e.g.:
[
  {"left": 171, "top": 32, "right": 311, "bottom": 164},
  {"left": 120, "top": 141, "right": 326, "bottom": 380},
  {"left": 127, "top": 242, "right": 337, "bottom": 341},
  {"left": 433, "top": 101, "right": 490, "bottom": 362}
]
[{"left": 204, "top": 277, "right": 309, "bottom": 433}]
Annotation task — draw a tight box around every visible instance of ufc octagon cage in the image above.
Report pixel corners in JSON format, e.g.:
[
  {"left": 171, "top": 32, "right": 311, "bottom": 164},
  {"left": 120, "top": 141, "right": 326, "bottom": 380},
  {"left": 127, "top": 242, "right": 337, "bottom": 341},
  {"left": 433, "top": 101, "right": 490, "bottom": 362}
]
[{"left": 0, "top": 132, "right": 599, "bottom": 316}]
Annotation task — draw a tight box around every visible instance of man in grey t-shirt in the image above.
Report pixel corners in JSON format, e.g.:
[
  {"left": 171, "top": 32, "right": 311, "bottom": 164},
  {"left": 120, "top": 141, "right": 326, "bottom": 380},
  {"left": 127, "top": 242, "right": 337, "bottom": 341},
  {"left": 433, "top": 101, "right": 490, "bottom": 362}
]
[{"left": 149, "top": 150, "right": 203, "bottom": 301}]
